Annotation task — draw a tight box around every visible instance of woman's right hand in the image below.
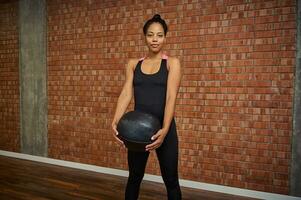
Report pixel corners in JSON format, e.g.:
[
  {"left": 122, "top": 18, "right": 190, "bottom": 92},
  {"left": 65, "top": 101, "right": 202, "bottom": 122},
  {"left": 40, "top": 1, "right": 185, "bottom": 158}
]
[{"left": 111, "top": 121, "right": 125, "bottom": 148}]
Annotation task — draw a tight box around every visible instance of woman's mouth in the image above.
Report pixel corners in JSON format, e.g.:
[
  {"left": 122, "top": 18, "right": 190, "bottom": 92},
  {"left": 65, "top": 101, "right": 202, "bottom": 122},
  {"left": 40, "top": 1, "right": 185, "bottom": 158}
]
[{"left": 151, "top": 44, "right": 159, "bottom": 48}]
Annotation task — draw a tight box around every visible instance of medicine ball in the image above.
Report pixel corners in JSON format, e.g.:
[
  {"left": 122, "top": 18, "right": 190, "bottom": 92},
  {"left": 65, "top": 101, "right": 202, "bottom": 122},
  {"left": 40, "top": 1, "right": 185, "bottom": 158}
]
[{"left": 117, "top": 110, "right": 161, "bottom": 152}]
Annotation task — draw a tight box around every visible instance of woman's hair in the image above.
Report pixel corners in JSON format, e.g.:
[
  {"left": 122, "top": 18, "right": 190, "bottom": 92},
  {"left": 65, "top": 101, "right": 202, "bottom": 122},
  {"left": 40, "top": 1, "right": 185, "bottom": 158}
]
[{"left": 143, "top": 14, "right": 168, "bottom": 36}]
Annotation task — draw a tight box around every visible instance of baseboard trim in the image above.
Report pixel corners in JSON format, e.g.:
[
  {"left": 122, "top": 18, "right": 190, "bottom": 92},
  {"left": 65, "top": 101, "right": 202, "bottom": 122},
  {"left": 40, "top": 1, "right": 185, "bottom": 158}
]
[{"left": 0, "top": 150, "right": 300, "bottom": 200}]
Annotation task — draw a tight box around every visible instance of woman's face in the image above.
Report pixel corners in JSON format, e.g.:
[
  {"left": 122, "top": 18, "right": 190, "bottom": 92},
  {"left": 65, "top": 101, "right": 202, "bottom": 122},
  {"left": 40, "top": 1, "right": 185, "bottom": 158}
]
[{"left": 145, "top": 23, "right": 166, "bottom": 53}]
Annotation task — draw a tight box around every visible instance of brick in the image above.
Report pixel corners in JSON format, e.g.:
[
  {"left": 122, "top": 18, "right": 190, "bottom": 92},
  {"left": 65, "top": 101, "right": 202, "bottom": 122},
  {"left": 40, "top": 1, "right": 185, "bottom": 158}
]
[
  {"left": 0, "top": 1, "right": 19, "bottom": 152},
  {"left": 3, "top": 0, "right": 286, "bottom": 195}
]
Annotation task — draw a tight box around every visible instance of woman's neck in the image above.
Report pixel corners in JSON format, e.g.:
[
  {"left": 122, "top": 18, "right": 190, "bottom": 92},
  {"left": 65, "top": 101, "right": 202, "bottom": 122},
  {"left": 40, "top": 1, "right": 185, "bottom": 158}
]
[{"left": 146, "top": 51, "right": 163, "bottom": 60}]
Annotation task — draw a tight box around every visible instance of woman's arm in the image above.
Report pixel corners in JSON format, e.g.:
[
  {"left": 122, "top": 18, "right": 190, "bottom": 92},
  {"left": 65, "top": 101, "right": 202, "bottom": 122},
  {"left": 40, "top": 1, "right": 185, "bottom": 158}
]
[
  {"left": 145, "top": 57, "right": 182, "bottom": 151},
  {"left": 161, "top": 57, "right": 182, "bottom": 134},
  {"left": 111, "top": 59, "right": 137, "bottom": 145}
]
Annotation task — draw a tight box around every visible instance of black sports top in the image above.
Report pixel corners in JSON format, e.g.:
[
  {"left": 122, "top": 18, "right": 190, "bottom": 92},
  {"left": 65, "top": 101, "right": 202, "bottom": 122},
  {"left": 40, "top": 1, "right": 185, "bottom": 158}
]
[{"left": 133, "top": 57, "right": 168, "bottom": 123}]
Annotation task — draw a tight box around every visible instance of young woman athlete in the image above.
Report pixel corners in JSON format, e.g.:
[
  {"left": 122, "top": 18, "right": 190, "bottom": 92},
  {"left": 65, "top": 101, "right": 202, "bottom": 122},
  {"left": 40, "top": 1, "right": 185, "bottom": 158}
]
[{"left": 111, "top": 14, "right": 182, "bottom": 200}]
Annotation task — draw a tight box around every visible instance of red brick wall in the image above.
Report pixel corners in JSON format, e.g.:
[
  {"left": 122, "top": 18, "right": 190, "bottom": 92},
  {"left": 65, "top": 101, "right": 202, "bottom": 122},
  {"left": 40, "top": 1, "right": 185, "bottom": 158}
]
[
  {"left": 47, "top": 0, "right": 296, "bottom": 194},
  {"left": 0, "top": 1, "right": 20, "bottom": 152}
]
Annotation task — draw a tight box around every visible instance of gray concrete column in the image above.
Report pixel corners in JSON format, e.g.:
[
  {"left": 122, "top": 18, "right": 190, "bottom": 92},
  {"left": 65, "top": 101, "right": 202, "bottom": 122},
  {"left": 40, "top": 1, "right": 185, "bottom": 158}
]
[
  {"left": 290, "top": 0, "right": 301, "bottom": 197},
  {"left": 19, "top": 0, "right": 47, "bottom": 156}
]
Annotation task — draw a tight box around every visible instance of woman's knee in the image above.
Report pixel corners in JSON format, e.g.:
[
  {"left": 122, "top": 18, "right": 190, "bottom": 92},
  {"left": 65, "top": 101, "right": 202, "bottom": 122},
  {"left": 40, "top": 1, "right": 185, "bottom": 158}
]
[
  {"left": 128, "top": 171, "right": 145, "bottom": 183},
  {"left": 162, "top": 175, "right": 180, "bottom": 187}
]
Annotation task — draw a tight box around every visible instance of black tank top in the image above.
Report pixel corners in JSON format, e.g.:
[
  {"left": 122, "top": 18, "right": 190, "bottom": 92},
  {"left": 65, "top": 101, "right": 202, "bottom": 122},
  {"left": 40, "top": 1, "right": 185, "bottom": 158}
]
[{"left": 133, "top": 58, "right": 168, "bottom": 123}]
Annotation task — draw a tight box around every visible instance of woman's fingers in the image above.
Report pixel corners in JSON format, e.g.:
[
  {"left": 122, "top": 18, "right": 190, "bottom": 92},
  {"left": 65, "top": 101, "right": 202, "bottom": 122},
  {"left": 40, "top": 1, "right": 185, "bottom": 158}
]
[
  {"left": 146, "top": 129, "right": 166, "bottom": 151},
  {"left": 111, "top": 123, "right": 118, "bottom": 135},
  {"left": 146, "top": 139, "right": 162, "bottom": 151},
  {"left": 112, "top": 122, "right": 125, "bottom": 147},
  {"left": 114, "top": 134, "right": 126, "bottom": 148},
  {"left": 114, "top": 135, "right": 124, "bottom": 145}
]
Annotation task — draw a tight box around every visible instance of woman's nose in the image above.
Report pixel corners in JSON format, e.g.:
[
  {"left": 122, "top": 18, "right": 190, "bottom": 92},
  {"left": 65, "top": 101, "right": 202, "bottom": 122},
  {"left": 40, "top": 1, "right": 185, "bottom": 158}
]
[{"left": 152, "top": 36, "right": 158, "bottom": 41}]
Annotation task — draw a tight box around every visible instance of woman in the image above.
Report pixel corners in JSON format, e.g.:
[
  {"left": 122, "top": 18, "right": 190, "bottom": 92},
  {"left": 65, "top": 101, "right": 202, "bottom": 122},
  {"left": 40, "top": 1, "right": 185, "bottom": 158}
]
[{"left": 111, "top": 14, "right": 182, "bottom": 200}]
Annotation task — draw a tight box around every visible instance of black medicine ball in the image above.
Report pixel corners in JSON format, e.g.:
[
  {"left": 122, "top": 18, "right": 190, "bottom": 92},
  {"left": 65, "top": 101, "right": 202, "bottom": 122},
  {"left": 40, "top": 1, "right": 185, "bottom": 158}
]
[{"left": 117, "top": 110, "right": 161, "bottom": 152}]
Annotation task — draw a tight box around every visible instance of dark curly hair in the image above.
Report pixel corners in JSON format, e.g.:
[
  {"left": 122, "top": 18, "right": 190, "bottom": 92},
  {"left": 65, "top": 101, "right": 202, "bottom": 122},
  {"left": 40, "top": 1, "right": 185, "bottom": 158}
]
[{"left": 143, "top": 14, "right": 168, "bottom": 36}]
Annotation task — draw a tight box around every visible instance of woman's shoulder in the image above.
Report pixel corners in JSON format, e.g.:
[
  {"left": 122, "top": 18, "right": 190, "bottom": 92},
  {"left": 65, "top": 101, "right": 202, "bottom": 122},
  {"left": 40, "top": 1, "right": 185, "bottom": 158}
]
[
  {"left": 126, "top": 58, "right": 140, "bottom": 71},
  {"left": 167, "top": 56, "right": 180, "bottom": 63},
  {"left": 127, "top": 58, "right": 140, "bottom": 65},
  {"left": 166, "top": 56, "right": 181, "bottom": 71}
]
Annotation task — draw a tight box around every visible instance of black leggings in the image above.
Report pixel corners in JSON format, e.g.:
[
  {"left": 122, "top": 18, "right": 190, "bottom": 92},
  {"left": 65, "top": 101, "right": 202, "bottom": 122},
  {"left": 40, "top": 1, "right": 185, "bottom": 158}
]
[{"left": 125, "top": 120, "right": 182, "bottom": 200}]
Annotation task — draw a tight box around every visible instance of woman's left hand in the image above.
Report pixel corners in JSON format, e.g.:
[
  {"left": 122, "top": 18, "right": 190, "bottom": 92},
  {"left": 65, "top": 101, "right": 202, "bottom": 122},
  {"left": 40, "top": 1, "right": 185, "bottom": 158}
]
[{"left": 145, "top": 129, "right": 167, "bottom": 151}]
